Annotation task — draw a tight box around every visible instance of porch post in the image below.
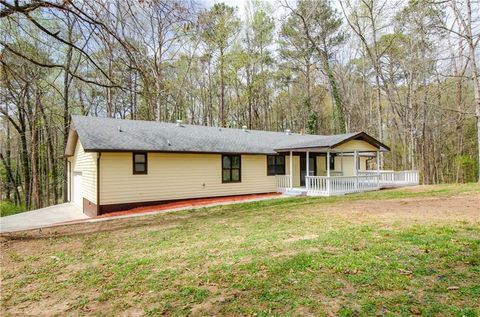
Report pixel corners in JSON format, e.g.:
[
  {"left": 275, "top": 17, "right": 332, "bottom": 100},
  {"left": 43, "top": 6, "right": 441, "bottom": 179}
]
[
  {"left": 341, "top": 152, "right": 344, "bottom": 175},
  {"left": 289, "top": 151, "right": 293, "bottom": 189},
  {"left": 306, "top": 151, "right": 309, "bottom": 177},
  {"left": 354, "top": 150, "right": 358, "bottom": 176},
  {"left": 376, "top": 151, "right": 380, "bottom": 175},
  {"left": 327, "top": 150, "right": 331, "bottom": 177},
  {"left": 326, "top": 150, "right": 331, "bottom": 195},
  {"left": 306, "top": 151, "right": 310, "bottom": 190},
  {"left": 376, "top": 150, "right": 380, "bottom": 188},
  {"left": 354, "top": 150, "right": 359, "bottom": 191}
]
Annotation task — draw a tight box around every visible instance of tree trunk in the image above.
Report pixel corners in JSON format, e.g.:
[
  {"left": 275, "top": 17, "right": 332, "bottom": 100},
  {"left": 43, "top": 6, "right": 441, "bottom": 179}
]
[
  {"left": 39, "top": 99, "right": 58, "bottom": 204},
  {"left": 63, "top": 19, "right": 73, "bottom": 203},
  {"left": 0, "top": 152, "right": 21, "bottom": 204},
  {"left": 5, "top": 104, "right": 11, "bottom": 201},
  {"left": 450, "top": 0, "right": 480, "bottom": 182},
  {"left": 220, "top": 47, "right": 225, "bottom": 127},
  {"left": 321, "top": 50, "right": 346, "bottom": 133},
  {"left": 18, "top": 111, "right": 31, "bottom": 209},
  {"left": 31, "top": 107, "right": 40, "bottom": 209}
]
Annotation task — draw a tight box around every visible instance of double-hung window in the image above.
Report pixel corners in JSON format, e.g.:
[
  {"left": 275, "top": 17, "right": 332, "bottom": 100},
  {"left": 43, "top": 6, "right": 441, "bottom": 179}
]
[
  {"left": 133, "top": 152, "right": 148, "bottom": 174},
  {"left": 267, "top": 155, "right": 285, "bottom": 175},
  {"left": 222, "top": 155, "right": 241, "bottom": 183}
]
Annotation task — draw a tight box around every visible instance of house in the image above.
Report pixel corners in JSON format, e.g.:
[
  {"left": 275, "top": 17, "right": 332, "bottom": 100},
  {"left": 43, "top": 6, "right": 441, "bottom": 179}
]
[{"left": 65, "top": 116, "right": 419, "bottom": 216}]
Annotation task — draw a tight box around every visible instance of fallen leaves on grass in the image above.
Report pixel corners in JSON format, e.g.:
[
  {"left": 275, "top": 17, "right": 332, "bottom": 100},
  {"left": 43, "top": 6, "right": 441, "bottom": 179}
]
[
  {"left": 410, "top": 306, "right": 421, "bottom": 315},
  {"left": 398, "top": 268, "right": 413, "bottom": 275},
  {"left": 343, "top": 268, "right": 359, "bottom": 275}
]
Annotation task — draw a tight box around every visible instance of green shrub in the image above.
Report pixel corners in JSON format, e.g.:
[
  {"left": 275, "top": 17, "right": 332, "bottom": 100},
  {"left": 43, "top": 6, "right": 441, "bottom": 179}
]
[{"left": 0, "top": 200, "right": 25, "bottom": 217}]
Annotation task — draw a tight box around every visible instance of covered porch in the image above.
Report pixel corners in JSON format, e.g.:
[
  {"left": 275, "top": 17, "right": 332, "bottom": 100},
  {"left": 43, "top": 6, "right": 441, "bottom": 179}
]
[{"left": 274, "top": 134, "right": 419, "bottom": 196}]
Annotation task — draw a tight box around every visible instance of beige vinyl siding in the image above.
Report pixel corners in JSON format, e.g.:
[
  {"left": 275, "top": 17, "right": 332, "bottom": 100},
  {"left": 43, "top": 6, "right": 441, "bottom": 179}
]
[
  {"left": 285, "top": 155, "right": 301, "bottom": 187},
  {"left": 334, "top": 140, "right": 378, "bottom": 152},
  {"left": 339, "top": 156, "right": 367, "bottom": 176},
  {"left": 309, "top": 139, "right": 377, "bottom": 176},
  {"left": 360, "top": 157, "right": 367, "bottom": 171},
  {"left": 71, "top": 139, "right": 97, "bottom": 204},
  {"left": 99, "top": 153, "right": 277, "bottom": 205},
  {"left": 317, "top": 155, "right": 348, "bottom": 175},
  {"left": 316, "top": 156, "right": 326, "bottom": 175},
  {"left": 316, "top": 155, "right": 367, "bottom": 176}
]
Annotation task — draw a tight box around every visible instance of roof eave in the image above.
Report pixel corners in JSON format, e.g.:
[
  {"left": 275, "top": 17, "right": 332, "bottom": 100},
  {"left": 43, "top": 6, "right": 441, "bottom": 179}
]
[
  {"left": 274, "top": 145, "right": 330, "bottom": 152},
  {"left": 82, "top": 148, "right": 278, "bottom": 155}
]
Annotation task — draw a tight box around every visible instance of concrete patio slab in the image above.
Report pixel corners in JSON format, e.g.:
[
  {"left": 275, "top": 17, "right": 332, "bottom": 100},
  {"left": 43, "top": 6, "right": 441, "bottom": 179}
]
[{"left": 0, "top": 203, "right": 88, "bottom": 233}]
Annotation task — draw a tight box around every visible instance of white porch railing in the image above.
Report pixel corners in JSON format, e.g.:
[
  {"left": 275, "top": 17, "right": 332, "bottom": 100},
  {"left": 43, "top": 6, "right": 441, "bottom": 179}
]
[
  {"left": 318, "top": 171, "right": 344, "bottom": 176},
  {"left": 276, "top": 175, "right": 291, "bottom": 193},
  {"left": 358, "top": 170, "right": 419, "bottom": 186},
  {"left": 306, "top": 175, "right": 380, "bottom": 196},
  {"left": 277, "top": 171, "right": 419, "bottom": 196}
]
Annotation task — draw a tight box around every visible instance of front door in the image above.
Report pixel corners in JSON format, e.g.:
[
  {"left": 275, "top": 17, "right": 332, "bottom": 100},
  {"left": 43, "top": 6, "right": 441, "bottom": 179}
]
[{"left": 300, "top": 156, "right": 316, "bottom": 186}]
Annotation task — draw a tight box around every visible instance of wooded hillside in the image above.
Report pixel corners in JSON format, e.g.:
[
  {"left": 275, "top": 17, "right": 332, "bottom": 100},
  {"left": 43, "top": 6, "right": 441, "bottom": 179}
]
[{"left": 1, "top": 0, "right": 479, "bottom": 210}]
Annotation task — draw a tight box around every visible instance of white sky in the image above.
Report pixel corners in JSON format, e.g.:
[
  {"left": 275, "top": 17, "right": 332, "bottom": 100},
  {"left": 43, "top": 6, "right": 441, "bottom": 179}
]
[{"left": 201, "top": 0, "right": 288, "bottom": 20}]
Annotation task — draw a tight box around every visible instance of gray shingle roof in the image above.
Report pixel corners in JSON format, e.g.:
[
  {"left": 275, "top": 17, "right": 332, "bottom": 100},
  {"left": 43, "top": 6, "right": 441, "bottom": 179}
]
[{"left": 70, "top": 116, "right": 389, "bottom": 155}]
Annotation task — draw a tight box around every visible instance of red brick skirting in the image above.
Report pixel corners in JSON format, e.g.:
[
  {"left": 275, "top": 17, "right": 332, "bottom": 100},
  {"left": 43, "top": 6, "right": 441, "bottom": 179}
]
[
  {"left": 96, "top": 192, "right": 281, "bottom": 218},
  {"left": 83, "top": 198, "right": 98, "bottom": 217}
]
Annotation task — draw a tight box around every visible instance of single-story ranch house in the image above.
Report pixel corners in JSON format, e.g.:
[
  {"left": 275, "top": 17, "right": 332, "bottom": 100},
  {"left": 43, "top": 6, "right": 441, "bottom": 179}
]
[{"left": 65, "top": 116, "right": 419, "bottom": 216}]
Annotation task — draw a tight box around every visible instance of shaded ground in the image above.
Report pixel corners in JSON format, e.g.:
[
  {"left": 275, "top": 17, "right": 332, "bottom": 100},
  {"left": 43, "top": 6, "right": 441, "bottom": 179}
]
[{"left": 1, "top": 184, "right": 479, "bottom": 316}]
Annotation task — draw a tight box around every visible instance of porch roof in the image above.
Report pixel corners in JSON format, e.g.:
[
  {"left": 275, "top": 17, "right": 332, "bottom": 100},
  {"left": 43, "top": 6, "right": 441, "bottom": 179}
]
[{"left": 274, "top": 132, "right": 390, "bottom": 152}]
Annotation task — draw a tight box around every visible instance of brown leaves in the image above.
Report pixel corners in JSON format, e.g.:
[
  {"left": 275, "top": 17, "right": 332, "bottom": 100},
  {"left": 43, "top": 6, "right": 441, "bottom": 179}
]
[
  {"left": 398, "top": 268, "right": 413, "bottom": 275},
  {"left": 343, "top": 268, "right": 359, "bottom": 275},
  {"left": 410, "top": 306, "right": 421, "bottom": 315}
]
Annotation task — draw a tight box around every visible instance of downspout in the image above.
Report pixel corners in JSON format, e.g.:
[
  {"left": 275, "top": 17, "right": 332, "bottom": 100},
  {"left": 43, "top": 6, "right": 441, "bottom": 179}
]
[
  {"left": 97, "top": 153, "right": 101, "bottom": 215},
  {"left": 64, "top": 157, "right": 69, "bottom": 203},
  {"left": 69, "top": 161, "right": 72, "bottom": 202},
  {"left": 67, "top": 160, "right": 71, "bottom": 202}
]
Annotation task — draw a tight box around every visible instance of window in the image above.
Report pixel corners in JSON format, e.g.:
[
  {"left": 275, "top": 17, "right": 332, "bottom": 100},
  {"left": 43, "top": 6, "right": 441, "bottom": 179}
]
[
  {"left": 267, "top": 155, "right": 285, "bottom": 176},
  {"left": 327, "top": 154, "right": 336, "bottom": 171},
  {"left": 133, "top": 152, "right": 147, "bottom": 174},
  {"left": 222, "top": 155, "right": 241, "bottom": 182}
]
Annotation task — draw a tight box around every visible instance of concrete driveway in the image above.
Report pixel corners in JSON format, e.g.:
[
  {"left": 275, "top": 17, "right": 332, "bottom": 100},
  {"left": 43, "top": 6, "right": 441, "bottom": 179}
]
[{"left": 0, "top": 203, "right": 88, "bottom": 233}]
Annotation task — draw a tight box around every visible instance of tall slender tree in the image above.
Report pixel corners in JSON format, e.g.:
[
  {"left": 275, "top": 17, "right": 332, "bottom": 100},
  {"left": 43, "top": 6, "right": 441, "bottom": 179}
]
[
  {"left": 283, "top": 0, "right": 347, "bottom": 133},
  {"left": 199, "top": 3, "right": 240, "bottom": 127}
]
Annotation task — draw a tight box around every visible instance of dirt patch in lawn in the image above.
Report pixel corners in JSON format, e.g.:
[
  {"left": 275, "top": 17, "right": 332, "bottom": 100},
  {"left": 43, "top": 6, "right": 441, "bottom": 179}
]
[
  {"left": 284, "top": 234, "right": 319, "bottom": 243},
  {"left": 324, "top": 193, "right": 480, "bottom": 224}
]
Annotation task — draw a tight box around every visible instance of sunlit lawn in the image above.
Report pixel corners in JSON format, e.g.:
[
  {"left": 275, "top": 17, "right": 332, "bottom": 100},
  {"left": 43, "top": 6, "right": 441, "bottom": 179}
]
[{"left": 1, "top": 183, "right": 479, "bottom": 316}]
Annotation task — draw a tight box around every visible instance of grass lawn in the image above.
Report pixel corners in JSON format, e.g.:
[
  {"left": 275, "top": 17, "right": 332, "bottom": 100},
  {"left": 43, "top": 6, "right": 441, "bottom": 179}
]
[{"left": 1, "top": 184, "right": 479, "bottom": 316}]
